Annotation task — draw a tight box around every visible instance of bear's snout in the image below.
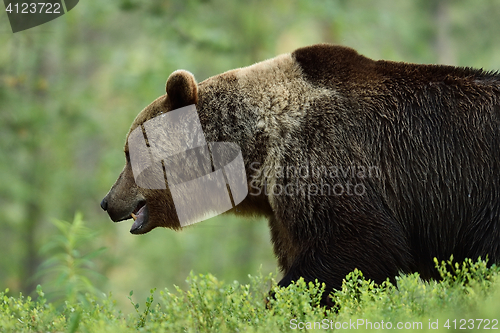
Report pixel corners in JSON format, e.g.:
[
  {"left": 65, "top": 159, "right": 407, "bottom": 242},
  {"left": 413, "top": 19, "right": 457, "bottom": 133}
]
[
  {"left": 100, "top": 197, "right": 108, "bottom": 211},
  {"left": 100, "top": 189, "right": 144, "bottom": 223}
]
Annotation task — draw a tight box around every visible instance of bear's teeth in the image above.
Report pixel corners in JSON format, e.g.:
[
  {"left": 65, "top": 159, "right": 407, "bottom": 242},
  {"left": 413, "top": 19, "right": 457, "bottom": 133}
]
[{"left": 131, "top": 213, "right": 137, "bottom": 221}]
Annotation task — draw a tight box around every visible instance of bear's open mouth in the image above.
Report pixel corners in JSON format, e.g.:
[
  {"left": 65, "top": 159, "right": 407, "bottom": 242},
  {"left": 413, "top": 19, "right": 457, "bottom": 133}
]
[{"left": 130, "top": 200, "right": 148, "bottom": 234}]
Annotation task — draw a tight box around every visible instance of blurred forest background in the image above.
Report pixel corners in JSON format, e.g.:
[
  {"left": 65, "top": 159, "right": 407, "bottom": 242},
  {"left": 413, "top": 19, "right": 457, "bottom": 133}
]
[{"left": 1, "top": 0, "right": 500, "bottom": 312}]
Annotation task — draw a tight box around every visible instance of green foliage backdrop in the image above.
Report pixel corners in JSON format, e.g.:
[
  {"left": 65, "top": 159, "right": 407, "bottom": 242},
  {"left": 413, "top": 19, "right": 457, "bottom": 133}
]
[{"left": 1, "top": 0, "right": 500, "bottom": 313}]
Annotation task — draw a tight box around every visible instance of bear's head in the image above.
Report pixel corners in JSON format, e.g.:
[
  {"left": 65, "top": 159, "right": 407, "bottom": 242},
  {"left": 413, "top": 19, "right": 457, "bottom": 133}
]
[{"left": 100, "top": 70, "right": 198, "bottom": 234}]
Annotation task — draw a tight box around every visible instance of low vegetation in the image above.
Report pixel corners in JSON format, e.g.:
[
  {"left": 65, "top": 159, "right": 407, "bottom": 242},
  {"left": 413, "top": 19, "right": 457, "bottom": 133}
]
[{"left": 1, "top": 257, "right": 499, "bottom": 332}]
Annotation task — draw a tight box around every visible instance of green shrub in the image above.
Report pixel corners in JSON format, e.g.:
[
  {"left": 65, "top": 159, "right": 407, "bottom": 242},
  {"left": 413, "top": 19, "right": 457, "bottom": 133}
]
[
  {"left": 37, "top": 212, "right": 107, "bottom": 307},
  {"left": 1, "top": 257, "right": 500, "bottom": 332}
]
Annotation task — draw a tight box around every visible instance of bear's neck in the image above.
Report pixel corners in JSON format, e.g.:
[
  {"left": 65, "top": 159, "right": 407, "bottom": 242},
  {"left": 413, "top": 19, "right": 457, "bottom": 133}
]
[{"left": 197, "top": 53, "right": 334, "bottom": 182}]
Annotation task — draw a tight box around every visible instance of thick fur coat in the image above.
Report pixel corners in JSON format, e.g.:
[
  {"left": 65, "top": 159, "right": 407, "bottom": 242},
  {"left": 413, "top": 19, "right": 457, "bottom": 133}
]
[{"left": 102, "top": 44, "right": 500, "bottom": 305}]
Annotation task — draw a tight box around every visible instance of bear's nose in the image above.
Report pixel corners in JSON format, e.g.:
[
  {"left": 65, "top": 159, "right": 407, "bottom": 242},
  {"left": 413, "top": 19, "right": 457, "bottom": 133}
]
[{"left": 100, "top": 197, "right": 108, "bottom": 211}]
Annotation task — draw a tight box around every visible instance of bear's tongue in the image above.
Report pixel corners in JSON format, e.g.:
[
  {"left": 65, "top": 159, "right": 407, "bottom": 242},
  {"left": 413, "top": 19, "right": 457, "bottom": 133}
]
[{"left": 130, "top": 204, "right": 147, "bottom": 233}]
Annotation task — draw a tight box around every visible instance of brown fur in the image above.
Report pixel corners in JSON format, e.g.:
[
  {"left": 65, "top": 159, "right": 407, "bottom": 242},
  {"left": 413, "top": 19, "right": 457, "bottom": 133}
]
[{"left": 102, "top": 44, "right": 500, "bottom": 307}]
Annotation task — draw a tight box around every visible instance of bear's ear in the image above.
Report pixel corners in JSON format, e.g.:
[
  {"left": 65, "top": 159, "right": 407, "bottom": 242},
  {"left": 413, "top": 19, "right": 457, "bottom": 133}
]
[{"left": 166, "top": 70, "right": 198, "bottom": 109}]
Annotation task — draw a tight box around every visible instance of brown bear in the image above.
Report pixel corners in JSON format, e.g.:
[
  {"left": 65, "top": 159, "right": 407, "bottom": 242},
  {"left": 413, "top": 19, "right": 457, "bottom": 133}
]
[{"left": 101, "top": 44, "right": 500, "bottom": 306}]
